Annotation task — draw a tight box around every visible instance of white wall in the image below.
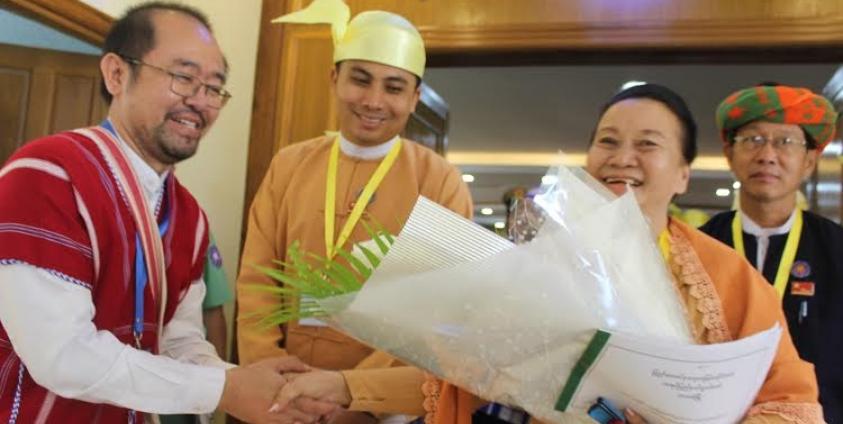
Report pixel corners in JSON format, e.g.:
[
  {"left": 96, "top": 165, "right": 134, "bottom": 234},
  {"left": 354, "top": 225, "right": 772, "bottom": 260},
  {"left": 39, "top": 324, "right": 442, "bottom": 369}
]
[{"left": 79, "top": 1, "right": 262, "bottom": 296}]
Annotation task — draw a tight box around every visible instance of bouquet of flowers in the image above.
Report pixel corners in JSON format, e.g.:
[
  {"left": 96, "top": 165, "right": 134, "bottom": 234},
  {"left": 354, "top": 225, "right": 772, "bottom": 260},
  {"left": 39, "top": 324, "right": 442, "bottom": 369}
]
[{"left": 253, "top": 164, "right": 693, "bottom": 422}]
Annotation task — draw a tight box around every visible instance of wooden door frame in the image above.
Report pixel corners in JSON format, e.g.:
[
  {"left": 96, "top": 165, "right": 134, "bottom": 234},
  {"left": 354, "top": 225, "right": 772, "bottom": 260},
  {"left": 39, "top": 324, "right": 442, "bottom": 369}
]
[{"left": 2, "top": 0, "right": 112, "bottom": 45}]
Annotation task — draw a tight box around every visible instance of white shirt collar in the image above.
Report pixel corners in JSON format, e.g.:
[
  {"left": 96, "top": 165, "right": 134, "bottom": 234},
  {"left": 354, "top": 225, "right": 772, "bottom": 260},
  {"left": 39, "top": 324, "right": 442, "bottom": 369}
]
[
  {"left": 105, "top": 119, "right": 170, "bottom": 211},
  {"left": 740, "top": 209, "right": 797, "bottom": 237},
  {"left": 338, "top": 133, "right": 400, "bottom": 160},
  {"left": 740, "top": 209, "right": 797, "bottom": 272}
]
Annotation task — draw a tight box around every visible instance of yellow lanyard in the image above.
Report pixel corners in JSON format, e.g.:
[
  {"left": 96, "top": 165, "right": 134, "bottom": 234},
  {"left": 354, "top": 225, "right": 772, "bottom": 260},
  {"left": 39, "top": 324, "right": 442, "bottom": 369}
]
[
  {"left": 658, "top": 229, "right": 671, "bottom": 263},
  {"left": 324, "top": 137, "right": 402, "bottom": 258},
  {"left": 731, "top": 210, "right": 803, "bottom": 299}
]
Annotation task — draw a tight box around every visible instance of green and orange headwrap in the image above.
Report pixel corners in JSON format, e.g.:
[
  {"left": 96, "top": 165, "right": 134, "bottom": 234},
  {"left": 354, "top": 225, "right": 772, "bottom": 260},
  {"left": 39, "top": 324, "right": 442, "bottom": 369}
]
[{"left": 715, "top": 85, "right": 837, "bottom": 152}]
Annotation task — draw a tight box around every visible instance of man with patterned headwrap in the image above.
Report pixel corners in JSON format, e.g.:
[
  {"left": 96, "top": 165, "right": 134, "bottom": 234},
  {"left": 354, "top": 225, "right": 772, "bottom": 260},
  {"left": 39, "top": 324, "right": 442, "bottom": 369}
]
[
  {"left": 701, "top": 83, "right": 843, "bottom": 423},
  {"left": 235, "top": 0, "right": 472, "bottom": 421}
]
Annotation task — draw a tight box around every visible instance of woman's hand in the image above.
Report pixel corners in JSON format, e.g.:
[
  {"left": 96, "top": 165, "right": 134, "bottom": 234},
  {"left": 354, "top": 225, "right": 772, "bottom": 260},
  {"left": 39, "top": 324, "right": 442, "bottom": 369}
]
[
  {"left": 271, "top": 369, "right": 352, "bottom": 413},
  {"left": 624, "top": 408, "right": 647, "bottom": 424}
]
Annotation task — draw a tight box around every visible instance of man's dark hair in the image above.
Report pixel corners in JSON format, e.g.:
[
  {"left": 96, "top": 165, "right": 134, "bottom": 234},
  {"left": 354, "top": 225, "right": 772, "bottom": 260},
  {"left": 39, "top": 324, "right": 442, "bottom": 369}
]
[
  {"left": 592, "top": 83, "right": 698, "bottom": 165},
  {"left": 99, "top": 2, "right": 213, "bottom": 104}
]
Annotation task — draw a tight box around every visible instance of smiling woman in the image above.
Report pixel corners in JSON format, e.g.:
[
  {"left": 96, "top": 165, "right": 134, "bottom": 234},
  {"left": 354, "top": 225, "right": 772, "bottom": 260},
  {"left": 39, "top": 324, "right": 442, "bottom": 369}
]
[
  {"left": 432, "top": 83, "right": 825, "bottom": 424},
  {"left": 585, "top": 83, "right": 695, "bottom": 236}
]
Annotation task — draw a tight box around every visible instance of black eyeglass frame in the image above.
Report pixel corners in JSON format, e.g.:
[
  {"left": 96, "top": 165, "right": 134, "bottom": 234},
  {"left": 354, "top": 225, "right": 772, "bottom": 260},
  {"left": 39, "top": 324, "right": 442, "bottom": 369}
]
[{"left": 119, "top": 55, "right": 232, "bottom": 109}]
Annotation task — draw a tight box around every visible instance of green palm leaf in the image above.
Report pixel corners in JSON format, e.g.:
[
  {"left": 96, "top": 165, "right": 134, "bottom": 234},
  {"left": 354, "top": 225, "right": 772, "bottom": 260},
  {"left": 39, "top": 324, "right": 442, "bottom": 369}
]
[{"left": 245, "top": 224, "right": 394, "bottom": 327}]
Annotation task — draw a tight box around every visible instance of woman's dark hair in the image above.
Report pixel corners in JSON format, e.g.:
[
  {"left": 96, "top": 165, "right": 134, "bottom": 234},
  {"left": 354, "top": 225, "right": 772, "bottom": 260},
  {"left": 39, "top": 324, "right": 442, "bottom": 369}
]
[
  {"left": 99, "top": 2, "right": 213, "bottom": 104},
  {"left": 593, "top": 83, "right": 698, "bottom": 165}
]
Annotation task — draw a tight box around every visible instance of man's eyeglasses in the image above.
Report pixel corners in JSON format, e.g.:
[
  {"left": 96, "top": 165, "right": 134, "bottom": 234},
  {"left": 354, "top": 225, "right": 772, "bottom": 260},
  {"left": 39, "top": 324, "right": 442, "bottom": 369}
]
[
  {"left": 120, "top": 55, "right": 232, "bottom": 109},
  {"left": 732, "top": 134, "right": 808, "bottom": 153}
]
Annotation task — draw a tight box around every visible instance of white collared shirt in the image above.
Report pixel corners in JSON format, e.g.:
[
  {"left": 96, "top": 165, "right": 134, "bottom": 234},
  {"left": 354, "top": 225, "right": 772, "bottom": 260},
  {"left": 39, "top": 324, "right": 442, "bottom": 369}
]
[
  {"left": 0, "top": 122, "right": 231, "bottom": 415},
  {"left": 739, "top": 209, "right": 797, "bottom": 272},
  {"left": 116, "top": 131, "right": 170, "bottom": 213},
  {"left": 338, "top": 133, "right": 400, "bottom": 160}
]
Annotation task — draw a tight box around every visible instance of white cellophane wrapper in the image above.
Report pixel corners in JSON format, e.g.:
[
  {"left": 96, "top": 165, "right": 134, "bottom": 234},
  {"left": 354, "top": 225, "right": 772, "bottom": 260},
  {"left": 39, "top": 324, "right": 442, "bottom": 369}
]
[{"left": 318, "top": 164, "right": 692, "bottom": 423}]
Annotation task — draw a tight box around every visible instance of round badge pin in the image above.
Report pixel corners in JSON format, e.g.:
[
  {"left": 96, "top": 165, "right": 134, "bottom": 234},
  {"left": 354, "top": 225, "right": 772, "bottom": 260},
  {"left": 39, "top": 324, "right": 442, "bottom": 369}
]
[
  {"left": 791, "top": 260, "right": 811, "bottom": 279},
  {"left": 209, "top": 245, "right": 223, "bottom": 268}
]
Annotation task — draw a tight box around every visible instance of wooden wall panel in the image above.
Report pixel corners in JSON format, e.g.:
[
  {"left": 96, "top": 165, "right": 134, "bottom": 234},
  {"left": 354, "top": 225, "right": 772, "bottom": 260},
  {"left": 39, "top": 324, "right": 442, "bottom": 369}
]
[
  {"left": 340, "top": 0, "right": 840, "bottom": 26},
  {"left": 0, "top": 1, "right": 109, "bottom": 164},
  {"left": 23, "top": 69, "right": 55, "bottom": 140},
  {"left": 50, "top": 74, "right": 95, "bottom": 133},
  {"left": 283, "top": 0, "right": 843, "bottom": 51},
  {"left": 277, "top": 28, "right": 336, "bottom": 150},
  {"left": 0, "top": 43, "right": 103, "bottom": 152},
  {"left": 0, "top": 69, "right": 29, "bottom": 163},
  {"left": 88, "top": 76, "right": 107, "bottom": 124}
]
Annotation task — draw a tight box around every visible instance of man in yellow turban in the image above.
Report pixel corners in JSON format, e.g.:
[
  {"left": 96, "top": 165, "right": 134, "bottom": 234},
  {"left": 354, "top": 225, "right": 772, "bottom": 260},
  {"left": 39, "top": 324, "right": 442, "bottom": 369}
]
[
  {"left": 701, "top": 83, "right": 843, "bottom": 423},
  {"left": 235, "top": 0, "right": 473, "bottom": 422}
]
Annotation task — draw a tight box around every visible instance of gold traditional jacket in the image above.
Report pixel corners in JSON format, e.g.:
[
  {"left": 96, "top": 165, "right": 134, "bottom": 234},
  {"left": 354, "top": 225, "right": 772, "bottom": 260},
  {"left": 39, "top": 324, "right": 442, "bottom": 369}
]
[{"left": 236, "top": 135, "right": 472, "bottom": 415}]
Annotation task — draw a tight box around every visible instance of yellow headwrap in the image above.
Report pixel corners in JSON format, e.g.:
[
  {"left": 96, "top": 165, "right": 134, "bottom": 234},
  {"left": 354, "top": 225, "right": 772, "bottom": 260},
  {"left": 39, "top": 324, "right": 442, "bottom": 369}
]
[{"left": 273, "top": 0, "right": 426, "bottom": 78}]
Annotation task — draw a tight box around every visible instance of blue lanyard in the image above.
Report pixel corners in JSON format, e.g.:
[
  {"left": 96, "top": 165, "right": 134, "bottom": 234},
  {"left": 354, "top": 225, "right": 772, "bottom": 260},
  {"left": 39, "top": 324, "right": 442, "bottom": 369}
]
[
  {"left": 99, "top": 120, "right": 168, "bottom": 424},
  {"left": 101, "top": 119, "right": 117, "bottom": 137},
  {"left": 102, "top": 120, "right": 172, "bottom": 346},
  {"left": 133, "top": 214, "right": 169, "bottom": 345}
]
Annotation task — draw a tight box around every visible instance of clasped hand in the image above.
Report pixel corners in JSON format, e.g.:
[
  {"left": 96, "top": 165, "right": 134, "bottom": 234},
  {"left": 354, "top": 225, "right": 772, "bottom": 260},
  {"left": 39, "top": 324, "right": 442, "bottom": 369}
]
[{"left": 220, "top": 356, "right": 352, "bottom": 424}]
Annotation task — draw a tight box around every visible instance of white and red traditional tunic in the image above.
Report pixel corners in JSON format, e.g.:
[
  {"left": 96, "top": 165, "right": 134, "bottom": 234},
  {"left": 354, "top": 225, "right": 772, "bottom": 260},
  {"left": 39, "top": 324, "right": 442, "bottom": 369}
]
[{"left": 0, "top": 126, "right": 227, "bottom": 423}]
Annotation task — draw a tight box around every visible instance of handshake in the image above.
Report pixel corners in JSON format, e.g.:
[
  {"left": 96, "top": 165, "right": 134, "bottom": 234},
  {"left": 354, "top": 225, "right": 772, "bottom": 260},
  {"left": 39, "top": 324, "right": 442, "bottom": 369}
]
[{"left": 218, "top": 356, "right": 367, "bottom": 424}]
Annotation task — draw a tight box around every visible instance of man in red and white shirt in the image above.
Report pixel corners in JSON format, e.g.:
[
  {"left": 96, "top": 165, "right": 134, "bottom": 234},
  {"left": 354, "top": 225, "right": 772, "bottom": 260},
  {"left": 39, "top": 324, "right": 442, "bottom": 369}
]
[{"left": 0, "top": 3, "right": 333, "bottom": 423}]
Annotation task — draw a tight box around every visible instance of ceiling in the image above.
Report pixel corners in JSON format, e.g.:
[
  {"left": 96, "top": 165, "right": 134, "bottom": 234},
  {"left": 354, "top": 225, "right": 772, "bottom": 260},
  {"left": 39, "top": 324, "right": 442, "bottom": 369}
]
[{"left": 424, "top": 64, "right": 838, "bottom": 224}]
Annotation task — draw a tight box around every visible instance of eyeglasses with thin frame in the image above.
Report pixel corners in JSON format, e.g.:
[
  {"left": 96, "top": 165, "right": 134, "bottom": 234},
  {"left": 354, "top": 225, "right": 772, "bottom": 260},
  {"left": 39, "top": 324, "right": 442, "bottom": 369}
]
[
  {"left": 120, "top": 55, "right": 232, "bottom": 109},
  {"left": 732, "top": 134, "right": 808, "bottom": 153}
]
